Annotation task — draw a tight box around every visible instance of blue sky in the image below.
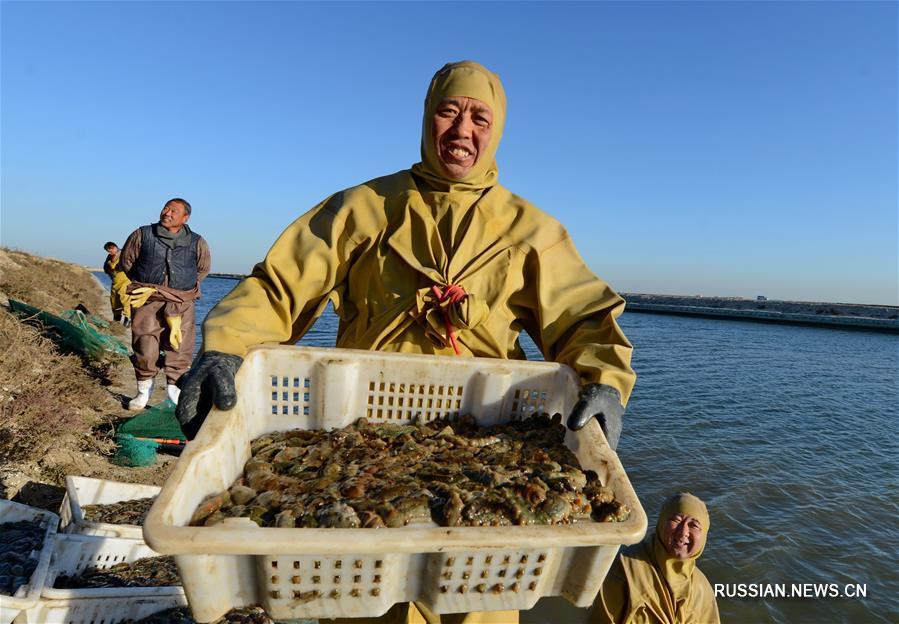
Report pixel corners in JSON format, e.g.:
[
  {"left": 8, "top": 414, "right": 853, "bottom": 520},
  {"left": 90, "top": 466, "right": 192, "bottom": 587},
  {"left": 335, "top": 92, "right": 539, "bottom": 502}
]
[{"left": 1, "top": 1, "right": 896, "bottom": 305}]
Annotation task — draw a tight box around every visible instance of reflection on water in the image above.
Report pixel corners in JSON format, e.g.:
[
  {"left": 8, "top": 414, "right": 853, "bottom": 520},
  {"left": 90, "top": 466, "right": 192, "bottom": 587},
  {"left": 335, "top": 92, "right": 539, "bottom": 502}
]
[{"left": 96, "top": 275, "right": 899, "bottom": 622}]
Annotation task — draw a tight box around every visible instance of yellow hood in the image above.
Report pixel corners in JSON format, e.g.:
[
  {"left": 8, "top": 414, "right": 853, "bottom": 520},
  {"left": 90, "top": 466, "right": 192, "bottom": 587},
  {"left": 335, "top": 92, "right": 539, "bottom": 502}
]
[{"left": 412, "top": 60, "right": 507, "bottom": 192}]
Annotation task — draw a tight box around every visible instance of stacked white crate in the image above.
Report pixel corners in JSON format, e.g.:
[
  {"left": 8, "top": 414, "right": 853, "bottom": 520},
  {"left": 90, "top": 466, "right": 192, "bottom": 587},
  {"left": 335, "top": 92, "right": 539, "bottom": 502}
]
[
  {"left": 59, "top": 476, "right": 161, "bottom": 539},
  {"left": 34, "top": 477, "right": 183, "bottom": 623},
  {"left": 0, "top": 500, "right": 58, "bottom": 624},
  {"left": 26, "top": 533, "right": 186, "bottom": 623}
]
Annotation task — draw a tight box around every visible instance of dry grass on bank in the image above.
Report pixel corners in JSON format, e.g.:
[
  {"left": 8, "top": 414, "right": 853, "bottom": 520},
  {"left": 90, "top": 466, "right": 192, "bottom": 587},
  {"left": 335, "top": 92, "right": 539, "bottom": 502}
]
[
  {"left": 1, "top": 249, "right": 104, "bottom": 313},
  {"left": 0, "top": 247, "right": 127, "bottom": 337},
  {"left": 0, "top": 247, "right": 121, "bottom": 463},
  {"left": 0, "top": 248, "right": 176, "bottom": 507},
  {"left": 0, "top": 310, "right": 115, "bottom": 462}
]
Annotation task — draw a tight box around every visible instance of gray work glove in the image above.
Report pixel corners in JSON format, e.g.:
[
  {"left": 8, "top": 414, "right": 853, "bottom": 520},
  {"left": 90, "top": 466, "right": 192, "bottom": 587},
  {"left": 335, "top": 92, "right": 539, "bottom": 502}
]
[
  {"left": 176, "top": 351, "right": 243, "bottom": 440},
  {"left": 567, "top": 383, "right": 625, "bottom": 450}
]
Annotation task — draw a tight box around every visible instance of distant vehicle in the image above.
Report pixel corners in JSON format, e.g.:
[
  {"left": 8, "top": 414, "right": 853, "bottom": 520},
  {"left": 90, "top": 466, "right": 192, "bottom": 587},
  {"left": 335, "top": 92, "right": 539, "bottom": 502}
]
[{"left": 757, "top": 295, "right": 768, "bottom": 301}]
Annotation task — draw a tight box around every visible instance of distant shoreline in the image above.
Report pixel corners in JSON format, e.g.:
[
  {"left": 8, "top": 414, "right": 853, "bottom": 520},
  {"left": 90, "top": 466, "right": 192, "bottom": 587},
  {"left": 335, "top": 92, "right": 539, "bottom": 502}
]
[
  {"left": 208, "top": 272, "right": 244, "bottom": 280},
  {"left": 622, "top": 293, "right": 899, "bottom": 333}
]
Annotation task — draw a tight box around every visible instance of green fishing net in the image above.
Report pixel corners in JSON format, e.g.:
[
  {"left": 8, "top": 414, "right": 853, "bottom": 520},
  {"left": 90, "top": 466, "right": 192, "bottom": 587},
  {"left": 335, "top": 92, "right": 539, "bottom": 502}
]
[
  {"left": 62, "top": 309, "right": 109, "bottom": 329},
  {"left": 113, "top": 434, "right": 158, "bottom": 467},
  {"left": 8, "top": 299, "right": 129, "bottom": 359},
  {"left": 118, "top": 400, "right": 187, "bottom": 442}
]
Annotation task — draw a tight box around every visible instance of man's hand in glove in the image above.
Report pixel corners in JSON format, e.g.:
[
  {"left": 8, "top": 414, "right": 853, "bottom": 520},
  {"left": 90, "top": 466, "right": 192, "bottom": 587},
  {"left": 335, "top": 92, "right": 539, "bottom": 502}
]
[
  {"left": 567, "top": 383, "right": 625, "bottom": 450},
  {"left": 176, "top": 351, "right": 244, "bottom": 440},
  {"left": 128, "top": 286, "right": 156, "bottom": 308},
  {"left": 165, "top": 315, "right": 182, "bottom": 350}
]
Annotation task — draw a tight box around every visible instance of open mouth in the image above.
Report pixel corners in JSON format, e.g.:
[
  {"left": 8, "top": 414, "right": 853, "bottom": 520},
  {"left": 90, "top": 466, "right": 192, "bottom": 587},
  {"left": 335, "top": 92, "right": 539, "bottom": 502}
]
[
  {"left": 671, "top": 536, "right": 691, "bottom": 551},
  {"left": 442, "top": 143, "right": 475, "bottom": 163}
]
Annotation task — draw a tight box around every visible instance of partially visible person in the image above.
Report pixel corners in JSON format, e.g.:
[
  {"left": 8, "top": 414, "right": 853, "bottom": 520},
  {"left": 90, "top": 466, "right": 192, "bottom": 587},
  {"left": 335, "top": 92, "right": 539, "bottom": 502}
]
[
  {"left": 102, "top": 241, "right": 119, "bottom": 279},
  {"left": 119, "top": 198, "right": 210, "bottom": 410},
  {"left": 589, "top": 492, "right": 719, "bottom": 624},
  {"left": 102, "top": 241, "right": 131, "bottom": 325}
]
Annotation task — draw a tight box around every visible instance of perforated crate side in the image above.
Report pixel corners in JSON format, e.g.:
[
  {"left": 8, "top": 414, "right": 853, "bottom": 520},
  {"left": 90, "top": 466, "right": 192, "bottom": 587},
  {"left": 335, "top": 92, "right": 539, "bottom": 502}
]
[
  {"left": 364, "top": 379, "right": 466, "bottom": 423},
  {"left": 42, "top": 534, "right": 183, "bottom": 601},
  {"left": 259, "top": 552, "right": 408, "bottom": 619},
  {"left": 176, "top": 547, "right": 606, "bottom": 620},
  {"left": 23, "top": 595, "right": 188, "bottom": 624},
  {"left": 246, "top": 347, "right": 580, "bottom": 432},
  {"left": 420, "top": 548, "right": 557, "bottom": 613}
]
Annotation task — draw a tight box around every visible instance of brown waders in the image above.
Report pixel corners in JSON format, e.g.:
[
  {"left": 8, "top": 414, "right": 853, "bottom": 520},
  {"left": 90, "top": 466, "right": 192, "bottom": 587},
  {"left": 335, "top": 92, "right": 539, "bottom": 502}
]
[{"left": 131, "top": 299, "right": 196, "bottom": 384}]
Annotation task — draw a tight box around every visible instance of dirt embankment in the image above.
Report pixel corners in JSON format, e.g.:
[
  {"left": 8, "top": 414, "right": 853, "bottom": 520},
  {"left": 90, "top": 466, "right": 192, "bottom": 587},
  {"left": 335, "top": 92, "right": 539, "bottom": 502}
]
[{"left": 0, "top": 248, "right": 177, "bottom": 512}]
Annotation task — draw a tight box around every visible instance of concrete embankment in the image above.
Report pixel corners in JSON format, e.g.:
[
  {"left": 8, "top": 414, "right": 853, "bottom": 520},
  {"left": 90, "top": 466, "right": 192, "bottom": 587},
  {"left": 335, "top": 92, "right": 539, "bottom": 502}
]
[
  {"left": 622, "top": 294, "right": 899, "bottom": 333},
  {"left": 208, "top": 272, "right": 243, "bottom": 280}
]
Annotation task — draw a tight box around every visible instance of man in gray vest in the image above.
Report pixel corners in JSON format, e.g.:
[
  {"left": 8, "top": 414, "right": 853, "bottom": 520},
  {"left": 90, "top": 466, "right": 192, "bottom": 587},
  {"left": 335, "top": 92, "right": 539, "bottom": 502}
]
[{"left": 120, "top": 198, "right": 211, "bottom": 409}]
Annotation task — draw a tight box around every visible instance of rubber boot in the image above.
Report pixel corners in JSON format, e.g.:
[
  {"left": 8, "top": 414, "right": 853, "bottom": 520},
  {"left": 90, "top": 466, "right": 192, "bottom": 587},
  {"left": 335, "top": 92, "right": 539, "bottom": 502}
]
[
  {"left": 166, "top": 384, "right": 181, "bottom": 405},
  {"left": 128, "top": 378, "right": 154, "bottom": 411}
]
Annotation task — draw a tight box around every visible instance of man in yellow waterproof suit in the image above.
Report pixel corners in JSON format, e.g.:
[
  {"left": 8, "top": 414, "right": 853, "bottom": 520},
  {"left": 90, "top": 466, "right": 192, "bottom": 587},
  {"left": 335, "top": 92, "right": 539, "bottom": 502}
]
[
  {"left": 102, "top": 241, "right": 131, "bottom": 325},
  {"left": 176, "top": 61, "right": 637, "bottom": 624},
  {"left": 589, "top": 493, "right": 720, "bottom": 624}
]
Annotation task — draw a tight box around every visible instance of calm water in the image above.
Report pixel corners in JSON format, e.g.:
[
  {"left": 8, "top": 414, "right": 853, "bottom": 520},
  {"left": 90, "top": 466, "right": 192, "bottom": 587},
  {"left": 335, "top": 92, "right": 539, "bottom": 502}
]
[{"left": 99, "top": 275, "right": 899, "bottom": 623}]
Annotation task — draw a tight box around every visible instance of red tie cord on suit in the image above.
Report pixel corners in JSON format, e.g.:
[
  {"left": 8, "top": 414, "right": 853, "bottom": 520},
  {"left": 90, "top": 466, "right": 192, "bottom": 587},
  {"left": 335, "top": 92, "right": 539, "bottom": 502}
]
[{"left": 430, "top": 284, "right": 468, "bottom": 355}]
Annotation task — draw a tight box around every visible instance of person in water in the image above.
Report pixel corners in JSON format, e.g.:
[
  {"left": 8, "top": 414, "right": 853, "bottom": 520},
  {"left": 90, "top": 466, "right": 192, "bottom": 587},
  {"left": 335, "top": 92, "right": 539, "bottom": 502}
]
[{"left": 590, "top": 492, "right": 720, "bottom": 624}]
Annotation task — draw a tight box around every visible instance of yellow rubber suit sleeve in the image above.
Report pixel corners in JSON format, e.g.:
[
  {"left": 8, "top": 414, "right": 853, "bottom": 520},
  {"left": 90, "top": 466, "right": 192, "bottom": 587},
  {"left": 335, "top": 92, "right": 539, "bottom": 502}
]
[
  {"left": 202, "top": 197, "right": 367, "bottom": 357},
  {"left": 111, "top": 270, "right": 131, "bottom": 293},
  {"left": 688, "top": 569, "right": 721, "bottom": 624},
  {"left": 520, "top": 235, "right": 636, "bottom": 405},
  {"left": 586, "top": 555, "right": 627, "bottom": 624},
  {"left": 111, "top": 270, "right": 132, "bottom": 315},
  {"left": 166, "top": 315, "right": 183, "bottom": 350}
]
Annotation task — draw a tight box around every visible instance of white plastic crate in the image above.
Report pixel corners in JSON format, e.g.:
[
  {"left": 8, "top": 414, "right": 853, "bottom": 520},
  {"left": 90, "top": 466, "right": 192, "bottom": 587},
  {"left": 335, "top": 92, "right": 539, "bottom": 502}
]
[
  {"left": 144, "top": 345, "right": 647, "bottom": 622},
  {"left": 25, "top": 533, "right": 186, "bottom": 624},
  {"left": 0, "top": 500, "right": 58, "bottom": 624},
  {"left": 59, "top": 476, "right": 161, "bottom": 539}
]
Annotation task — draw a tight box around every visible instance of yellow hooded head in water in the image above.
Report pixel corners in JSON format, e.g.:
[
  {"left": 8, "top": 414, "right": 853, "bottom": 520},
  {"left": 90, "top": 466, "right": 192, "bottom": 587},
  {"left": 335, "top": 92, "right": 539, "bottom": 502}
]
[{"left": 590, "top": 492, "right": 720, "bottom": 624}]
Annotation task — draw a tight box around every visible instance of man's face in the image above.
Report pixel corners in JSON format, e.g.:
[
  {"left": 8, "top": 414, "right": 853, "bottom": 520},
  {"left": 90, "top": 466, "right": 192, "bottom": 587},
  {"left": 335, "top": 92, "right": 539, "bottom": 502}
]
[
  {"left": 661, "top": 513, "right": 704, "bottom": 559},
  {"left": 159, "top": 201, "right": 190, "bottom": 232},
  {"left": 432, "top": 96, "right": 493, "bottom": 179},
  {"left": 105, "top": 245, "right": 119, "bottom": 255}
]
